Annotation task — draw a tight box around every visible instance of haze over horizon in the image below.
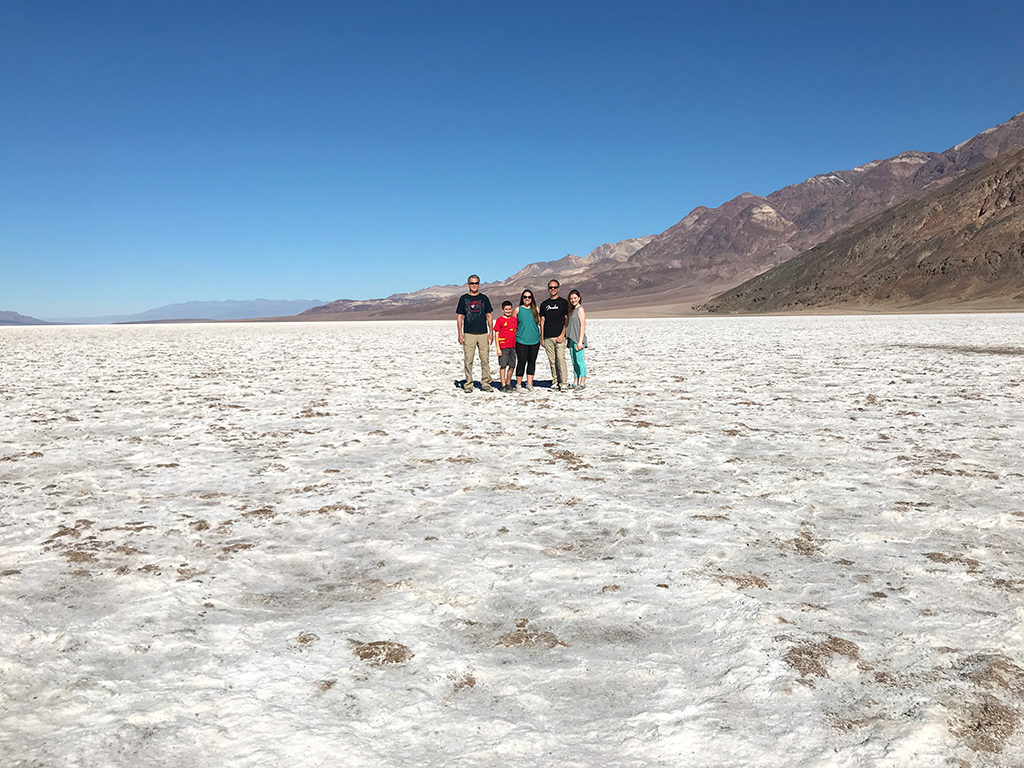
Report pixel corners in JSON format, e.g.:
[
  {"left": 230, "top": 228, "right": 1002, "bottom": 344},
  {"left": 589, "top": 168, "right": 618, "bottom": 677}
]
[{"left": 4, "top": 0, "right": 1023, "bottom": 317}]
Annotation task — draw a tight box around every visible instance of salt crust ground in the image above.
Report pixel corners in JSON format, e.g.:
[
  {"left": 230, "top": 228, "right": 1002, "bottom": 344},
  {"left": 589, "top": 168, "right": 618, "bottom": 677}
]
[{"left": 1, "top": 316, "right": 1023, "bottom": 768}]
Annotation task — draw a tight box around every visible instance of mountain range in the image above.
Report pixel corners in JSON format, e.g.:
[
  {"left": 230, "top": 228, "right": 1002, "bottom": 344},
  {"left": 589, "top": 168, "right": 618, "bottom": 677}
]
[
  {"left": 297, "top": 237, "right": 656, "bottom": 320},
  {"left": 10, "top": 112, "right": 1024, "bottom": 326},
  {"left": 298, "top": 111, "right": 1024, "bottom": 319},
  {"left": 699, "top": 146, "right": 1024, "bottom": 313},
  {"left": 0, "top": 310, "right": 50, "bottom": 326},
  {"left": 44, "top": 299, "right": 326, "bottom": 324}
]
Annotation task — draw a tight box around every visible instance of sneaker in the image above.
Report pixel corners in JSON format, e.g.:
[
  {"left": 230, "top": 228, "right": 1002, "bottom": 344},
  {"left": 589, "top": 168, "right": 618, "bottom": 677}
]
[
  {"left": 481, "top": 386, "right": 494, "bottom": 392},
  {"left": 524, "top": 383, "right": 534, "bottom": 391},
  {"left": 575, "top": 383, "right": 586, "bottom": 391},
  {"left": 463, "top": 386, "right": 474, "bottom": 393}
]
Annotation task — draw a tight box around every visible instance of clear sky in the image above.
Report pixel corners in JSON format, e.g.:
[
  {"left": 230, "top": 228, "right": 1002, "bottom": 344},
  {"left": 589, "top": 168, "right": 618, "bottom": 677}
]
[{"left": 3, "top": 0, "right": 1023, "bottom": 317}]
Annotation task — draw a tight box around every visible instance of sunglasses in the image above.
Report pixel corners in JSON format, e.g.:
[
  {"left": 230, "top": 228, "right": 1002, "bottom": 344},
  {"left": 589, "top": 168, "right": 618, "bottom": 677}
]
[
  {"left": 468, "top": 281, "right": 480, "bottom": 285},
  {"left": 522, "top": 295, "right": 533, "bottom": 299},
  {"left": 548, "top": 286, "right": 558, "bottom": 291}
]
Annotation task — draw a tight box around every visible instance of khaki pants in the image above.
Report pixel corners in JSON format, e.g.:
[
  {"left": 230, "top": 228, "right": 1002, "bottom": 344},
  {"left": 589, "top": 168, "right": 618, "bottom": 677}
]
[
  {"left": 463, "top": 333, "right": 492, "bottom": 390},
  {"left": 543, "top": 337, "right": 568, "bottom": 386}
]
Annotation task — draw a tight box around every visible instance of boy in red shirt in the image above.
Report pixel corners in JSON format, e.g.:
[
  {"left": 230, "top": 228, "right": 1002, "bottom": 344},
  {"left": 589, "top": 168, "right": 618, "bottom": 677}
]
[{"left": 494, "top": 301, "right": 518, "bottom": 393}]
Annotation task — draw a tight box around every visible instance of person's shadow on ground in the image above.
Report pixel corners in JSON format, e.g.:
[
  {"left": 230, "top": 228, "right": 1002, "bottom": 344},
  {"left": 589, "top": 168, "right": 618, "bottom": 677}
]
[{"left": 453, "top": 379, "right": 556, "bottom": 390}]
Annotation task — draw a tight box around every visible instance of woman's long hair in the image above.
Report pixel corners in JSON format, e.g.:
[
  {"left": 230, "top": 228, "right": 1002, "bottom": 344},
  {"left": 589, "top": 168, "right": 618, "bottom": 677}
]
[
  {"left": 567, "top": 289, "right": 582, "bottom": 315},
  {"left": 519, "top": 289, "right": 540, "bottom": 325}
]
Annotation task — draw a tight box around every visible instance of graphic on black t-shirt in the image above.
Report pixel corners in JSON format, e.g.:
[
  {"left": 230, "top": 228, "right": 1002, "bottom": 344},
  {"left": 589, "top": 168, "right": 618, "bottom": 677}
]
[{"left": 457, "top": 293, "right": 492, "bottom": 335}]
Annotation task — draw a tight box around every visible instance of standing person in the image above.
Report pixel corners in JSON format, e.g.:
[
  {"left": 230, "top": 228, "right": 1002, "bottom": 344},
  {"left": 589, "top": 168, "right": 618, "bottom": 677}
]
[
  {"left": 539, "top": 279, "right": 570, "bottom": 391},
  {"left": 514, "top": 289, "right": 541, "bottom": 391},
  {"left": 566, "top": 289, "right": 588, "bottom": 390},
  {"left": 493, "top": 301, "right": 518, "bottom": 392},
  {"left": 456, "top": 275, "right": 494, "bottom": 392}
]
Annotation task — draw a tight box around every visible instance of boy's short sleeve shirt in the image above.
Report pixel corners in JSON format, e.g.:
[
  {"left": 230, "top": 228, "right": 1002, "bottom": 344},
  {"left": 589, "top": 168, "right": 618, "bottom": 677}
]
[
  {"left": 494, "top": 315, "right": 518, "bottom": 349},
  {"left": 457, "top": 293, "right": 492, "bottom": 335}
]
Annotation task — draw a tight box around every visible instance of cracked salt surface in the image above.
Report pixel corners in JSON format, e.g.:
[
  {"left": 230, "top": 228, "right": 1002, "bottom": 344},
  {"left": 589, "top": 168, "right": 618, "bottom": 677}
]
[{"left": 2, "top": 316, "right": 1023, "bottom": 767}]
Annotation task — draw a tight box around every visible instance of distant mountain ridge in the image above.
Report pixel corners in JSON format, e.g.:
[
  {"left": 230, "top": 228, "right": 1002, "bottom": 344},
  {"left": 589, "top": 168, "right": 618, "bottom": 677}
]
[
  {"left": 300, "top": 237, "right": 655, "bottom": 319},
  {"left": 698, "top": 146, "right": 1024, "bottom": 313},
  {"left": 0, "top": 310, "right": 50, "bottom": 326},
  {"left": 297, "top": 111, "right": 1024, "bottom": 318},
  {"left": 49, "top": 298, "right": 326, "bottom": 324}
]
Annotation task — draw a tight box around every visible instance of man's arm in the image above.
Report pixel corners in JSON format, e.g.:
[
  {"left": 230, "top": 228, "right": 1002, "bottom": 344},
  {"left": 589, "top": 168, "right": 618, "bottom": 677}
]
[
  {"left": 456, "top": 313, "right": 464, "bottom": 345},
  {"left": 539, "top": 315, "right": 545, "bottom": 341},
  {"left": 486, "top": 312, "right": 494, "bottom": 344}
]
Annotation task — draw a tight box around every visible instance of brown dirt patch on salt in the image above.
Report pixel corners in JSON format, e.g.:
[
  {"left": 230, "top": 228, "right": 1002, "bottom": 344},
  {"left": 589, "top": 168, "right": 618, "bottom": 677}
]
[
  {"left": 957, "top": 653, "right": 1024, "bottom": 694},
  {"left": 925, "top": 552, "right": 981, "bottom": 573},
  {"left": 350, "top": 640, "right": 414, "bottom": 666},
  {"left": 717, "top": 573, "right": 769, "bottom": 589},
  {"left": 785, "top": 636, "right": 860, "bottom": 678},
  {"left": 497, "top": 620, "right": 569, "bottom": 650},
  {"left": 949, "top": 695, "right": 1019, "bottom": 753}
]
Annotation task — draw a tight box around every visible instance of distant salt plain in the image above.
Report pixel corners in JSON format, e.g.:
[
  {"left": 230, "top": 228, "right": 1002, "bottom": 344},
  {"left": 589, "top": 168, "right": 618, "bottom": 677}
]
[{"left": 2, "top": 316, "right": 1023, "bottom": 767}]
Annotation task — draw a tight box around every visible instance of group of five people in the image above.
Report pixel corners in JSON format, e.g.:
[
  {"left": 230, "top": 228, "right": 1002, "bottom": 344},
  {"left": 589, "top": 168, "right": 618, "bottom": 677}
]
[{"left": 456, "top": 275, "right": 588, "bottom": 393}]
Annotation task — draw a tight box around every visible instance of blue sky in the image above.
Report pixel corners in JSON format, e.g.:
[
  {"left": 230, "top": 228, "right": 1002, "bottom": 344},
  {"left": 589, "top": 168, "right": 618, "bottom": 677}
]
[{"left": 3, "top": 0, "right": 1023, "bottom": 317}]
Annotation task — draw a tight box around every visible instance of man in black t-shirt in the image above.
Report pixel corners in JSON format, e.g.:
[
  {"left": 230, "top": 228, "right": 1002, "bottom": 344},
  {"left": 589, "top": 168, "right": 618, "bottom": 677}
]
[
  {"left": 539, "top": 279, "right": 570, "bottom": 391},
  {"left": 456, "top": 274, "right": 494, "bottom": 392}
]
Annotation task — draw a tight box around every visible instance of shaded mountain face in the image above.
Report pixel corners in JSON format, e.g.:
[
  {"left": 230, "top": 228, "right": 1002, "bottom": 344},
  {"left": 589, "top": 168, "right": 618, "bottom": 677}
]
[
  {"left": 300, "top": 111, "right": 1024, "bottom": 318},
  {"left": 617, "top": 114, "right": 1024, "bottom": 294},
  {"left": 698, "top": 147, "right": 1024, "bottom": 313},
  {"left": 0, "top": 311, "right": 49, "bottom": 326}
]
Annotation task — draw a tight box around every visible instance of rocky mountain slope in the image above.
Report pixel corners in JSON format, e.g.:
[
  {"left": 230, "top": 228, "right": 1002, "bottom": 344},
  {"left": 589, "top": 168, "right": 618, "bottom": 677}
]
[
  {"left": 611, "top": 113, "right": 1024, "bottom": 302},
  {"left": 296, "top": 111, "right": 1024, "bottom": 319},
  {"left": 698, "top": 147, "right": 1024, "bottom": 313}
]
